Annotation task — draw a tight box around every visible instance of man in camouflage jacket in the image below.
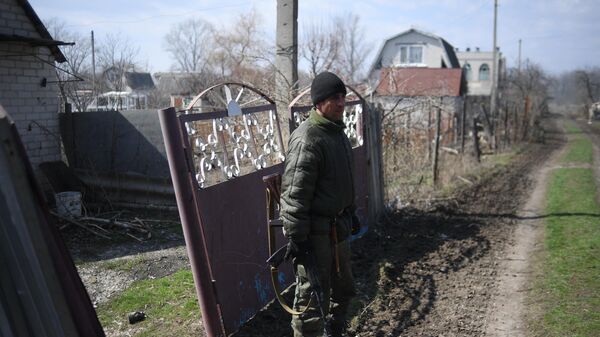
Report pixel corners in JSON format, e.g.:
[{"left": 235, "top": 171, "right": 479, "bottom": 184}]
[{"left": 280, "top": 71, "right": 358, "bottom": 337}]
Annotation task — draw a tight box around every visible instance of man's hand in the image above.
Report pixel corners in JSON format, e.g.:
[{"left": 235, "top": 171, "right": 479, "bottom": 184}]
[
  {"left": 351, "top": 214, "right": 361, "bottom": 235},
  {"left": 284, "top": 239, "right": 311, "bottom": 262}
]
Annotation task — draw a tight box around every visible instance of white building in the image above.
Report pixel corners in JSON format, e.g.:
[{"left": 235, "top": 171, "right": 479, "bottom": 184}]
[
  {"left": 0, "top": 0, "right": 67, "bottom": 185},
  {"left": 456, "top": 48, "right": 504, "bottom": 96},
  {"left": 88, "top": 71, "right": 156, "bottom": 111}
]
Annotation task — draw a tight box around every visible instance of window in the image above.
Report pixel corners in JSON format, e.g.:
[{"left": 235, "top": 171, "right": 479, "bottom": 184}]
[
  {"left": 463, "top": 63, "right": 472, "bottom": 81},
  {"left": 409, "top": 46, "right": 423, "bottom": 64},
  {"left": 479, "top": 63, "right": 490, "bottom": 81},
  {"left": 395, "top": 45, "right": 424, "bottom": 65}
]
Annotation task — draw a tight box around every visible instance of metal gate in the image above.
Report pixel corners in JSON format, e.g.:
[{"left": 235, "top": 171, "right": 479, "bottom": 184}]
[{"left": 159, "top": 83, "right": 369, "bottom": 336}]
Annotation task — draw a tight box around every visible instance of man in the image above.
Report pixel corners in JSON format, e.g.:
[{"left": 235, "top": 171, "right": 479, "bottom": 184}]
[{"left": 280, "top": 71, "right": 359, "bottom": 337}]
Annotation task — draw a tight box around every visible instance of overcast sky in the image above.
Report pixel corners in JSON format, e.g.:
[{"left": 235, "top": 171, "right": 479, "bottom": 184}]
[{"left": 30, "top": 0, "right": 600, "bottom": 76}]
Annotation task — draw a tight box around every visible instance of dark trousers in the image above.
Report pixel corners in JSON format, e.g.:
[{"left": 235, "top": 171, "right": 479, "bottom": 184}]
[{"left": 291, "top": 237, "right": 356, "bottom": 337}]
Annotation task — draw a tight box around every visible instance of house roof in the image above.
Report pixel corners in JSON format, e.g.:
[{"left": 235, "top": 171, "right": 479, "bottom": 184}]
[
  {"left": 375, "top": 68, "right": 464, "bottom": 97},
  {"left": 153, "top": 72, "right": 205, "bottom": 95},
  {"left": 124, "top": 72, "right": 155, "bottom": 91},
  {"left": 369, "top": 28, "right": 460, "bottom": 74},
  {"left": 13, "top": 0, "right": 67, "bottom": 63}
]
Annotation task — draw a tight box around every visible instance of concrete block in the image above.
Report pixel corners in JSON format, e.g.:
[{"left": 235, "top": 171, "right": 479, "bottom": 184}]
[{"left": 1, "top": 11, "right": 16, "bottom": 20}]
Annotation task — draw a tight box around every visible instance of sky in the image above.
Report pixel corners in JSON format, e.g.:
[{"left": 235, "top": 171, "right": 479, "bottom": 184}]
[{"left": 29, "top": 0, "right": 600, "bottom": 76}]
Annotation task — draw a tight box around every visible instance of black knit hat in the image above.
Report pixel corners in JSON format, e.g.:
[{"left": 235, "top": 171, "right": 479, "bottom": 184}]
[{"left": 311, "top": 71, "right": 347, "bottom": 106}]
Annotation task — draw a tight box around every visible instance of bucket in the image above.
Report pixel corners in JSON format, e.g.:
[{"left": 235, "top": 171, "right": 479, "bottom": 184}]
[{"left": 55, "top": 191, "right": 81, "bottom": 217}]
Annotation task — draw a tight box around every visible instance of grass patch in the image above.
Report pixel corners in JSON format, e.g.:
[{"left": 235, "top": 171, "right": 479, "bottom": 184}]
[
  {"left": 97, "top": 268, "right": 201, "bottom": 336},
  {"left": 482, "top": 151, "right": 515, "bottom": 167},
  {"left": 564, "top": 121, "right": 582, "bottom": 134},
  {"left": 531, "top": 168, "right": 600, "bottom": 336},
  {"left": 562, "top": 137, "right": 593, "bottom": 164},
  {"left": 99, "top": 256, "right": 147, "bottom": 272}
]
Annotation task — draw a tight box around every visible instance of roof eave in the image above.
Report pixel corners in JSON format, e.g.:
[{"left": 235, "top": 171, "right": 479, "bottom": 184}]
[{"left": 16, "top": 0, "right": 67, "bottom": 63}]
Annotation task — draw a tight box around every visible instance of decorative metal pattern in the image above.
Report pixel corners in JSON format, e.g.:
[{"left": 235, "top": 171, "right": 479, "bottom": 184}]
[
  {"left": 181, "top": 83, "right": 285, "bottom": 188},
  {"left": 291, "top": 100, "right": 364, "bottom": 148}
]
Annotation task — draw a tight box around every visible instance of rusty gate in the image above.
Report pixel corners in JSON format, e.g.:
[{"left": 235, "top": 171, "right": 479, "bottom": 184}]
[{"left": 159, "top": 83, "right": 369, "bottom": 336}]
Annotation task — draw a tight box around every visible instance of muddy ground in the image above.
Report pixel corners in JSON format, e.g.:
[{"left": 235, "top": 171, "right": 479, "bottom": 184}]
[
  {"left": 234, "top": 115, "right": 563, "bottom": 337},
  {"left": 61, "top": 115, "right": 564, "bottom": 336}
]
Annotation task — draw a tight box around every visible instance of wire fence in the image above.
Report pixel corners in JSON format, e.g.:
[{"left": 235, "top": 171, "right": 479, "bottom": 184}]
[{"left": 377, "top": 93, "right": 548, "bottom": 208}]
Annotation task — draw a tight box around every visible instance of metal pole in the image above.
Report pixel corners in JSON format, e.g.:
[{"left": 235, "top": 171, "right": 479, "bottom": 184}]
[{"left": 158, "top": 107, "right": 225, "bottom": 337}]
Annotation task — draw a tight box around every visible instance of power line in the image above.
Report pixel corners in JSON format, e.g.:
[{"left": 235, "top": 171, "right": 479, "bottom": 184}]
[{"left": 63, "top": 2, "right": 256, "bottom": 28}]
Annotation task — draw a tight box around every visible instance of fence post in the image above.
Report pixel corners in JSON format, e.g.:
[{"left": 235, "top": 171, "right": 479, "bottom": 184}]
[
  {"left": 365, "top": 103, "right": 384, "bottom": 223},
  {"left": 427, "top": 101, "right": 432, "bottom": 161},
  {"left": 432, "top": 100, "right": 442, "bottom": 186},
  {"left": 461, "top": 97, "right": 467, "bottom": 153},
  {"left": 62, "top": 102, "right": 77, "bottom": 167},
  {"left": 472, "top": 116, "right": 481, "bottom": 163},
  {"left": 158, "top": 107, "right": 225, "bottom": 337}
]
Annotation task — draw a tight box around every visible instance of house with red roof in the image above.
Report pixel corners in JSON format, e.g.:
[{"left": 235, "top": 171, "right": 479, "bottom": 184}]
[{"left": 367, "top": 28, "right": 466, "bottom": 147}]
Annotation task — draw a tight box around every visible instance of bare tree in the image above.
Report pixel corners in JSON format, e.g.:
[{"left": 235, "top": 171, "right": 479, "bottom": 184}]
[
  {"left": 211, "top": 9, "right": 269, "bottom": 83},
  {"left": 164, "top": 18, "right": 214, "bottom": 74},
  {"left": 163, "top": 18, "right": 216, "bottom": 94},
  {"left": 575, "top": 68, "right": 600, "bottom": 104},
  {"left": 97, "top": 33, "right": 141, "bottom": 95},
  {"left": 504, "top": 60, "right": 549, "bottom": 140},
  {"left": 334, "top": 13, "right": 371, "bottom": 84},
  {"left": 300, "top": 20, "right": 340, "bottom": 77},
  {"left": 299, "top": 12, "right": 370, "bottom": 83},
  {"left": 44, "top": 18, "right": 95, "bottom": 112}
]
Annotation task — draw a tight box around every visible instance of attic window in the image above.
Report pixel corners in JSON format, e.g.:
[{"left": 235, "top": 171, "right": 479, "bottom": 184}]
[{"left": 395, "top": 45, "right": 423, "bottom": 66}]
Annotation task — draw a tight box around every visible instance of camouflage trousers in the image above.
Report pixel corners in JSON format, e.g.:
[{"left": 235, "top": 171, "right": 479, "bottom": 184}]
[{"left": 291, "top": 236, "right": 356, "bottom": 337}]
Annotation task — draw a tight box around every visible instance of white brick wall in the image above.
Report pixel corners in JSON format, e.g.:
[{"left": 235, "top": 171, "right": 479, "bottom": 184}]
[{"left": 0, "top": 0, "right": 62, "bottom": 190}]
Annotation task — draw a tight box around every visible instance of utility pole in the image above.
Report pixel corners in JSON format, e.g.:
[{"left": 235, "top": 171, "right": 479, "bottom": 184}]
[
  {"left": 275, "top": 0, "right": 298, "bottom": 140},
  {"left": 518, "top": 39, "right": 522, "bottom": 73},
  {"left": 490, "top": 0, "right": 499, "bottom": 150},
  {"left": 91, "top": 30, "right": 97, "bottom": 109}
]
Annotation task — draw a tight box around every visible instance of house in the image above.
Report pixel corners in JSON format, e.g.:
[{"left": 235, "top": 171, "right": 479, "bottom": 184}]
[
  {"left": 456, "top": 47, "right": 505, "bottom": 96},
  {"left": 153, "top": 72, "right": 206, "bottom": 109},
  {"left": 368, "top": 29, "right": 465, "bottom": 147},
  {"left": 368, "top": 28, "right": 465, "bottom": 99},
  {"left": 87, "top": 71, "right": 156, "bottom": 110},
  {"left": 0, "top": 0, "right": 69, "bottom": 187},
  {"left": 368, "top": 28, "right": 461, "bottom": 84}
]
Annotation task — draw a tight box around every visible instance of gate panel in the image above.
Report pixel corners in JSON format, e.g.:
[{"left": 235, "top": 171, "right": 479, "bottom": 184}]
[
  {"left": 160, "top": 83, "right": 291, "bottom": 336},
  {"left": 196, "top": 164, "right": 291, "bottom": 332},
  {"left": 160, "top": 82, "right": 371, "bottom": 336}
]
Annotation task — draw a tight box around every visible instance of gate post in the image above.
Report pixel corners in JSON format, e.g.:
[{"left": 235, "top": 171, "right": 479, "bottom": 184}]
[
  {"left": 365, "top": 103, "right": 384, "bottom": 223},
  {"left": 158, "top": 107, "right": 225, "bottom": 337}
]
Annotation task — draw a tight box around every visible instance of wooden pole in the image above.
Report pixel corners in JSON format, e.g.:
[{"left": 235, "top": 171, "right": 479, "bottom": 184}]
[
  {"left": 473, "top": 116, "right": 481, "bottom": 163},
  {"left": 432, "top": 100, "right": 442, "bottom": 186},
  {"left": 427, "top": 101, "right": 432, "bottom": 161},
  {"left": 461, "top": 98, "right": 467, "bottom": 153},
  {"left": 365, "top": 103, "right": 384, "bottom": 223}
]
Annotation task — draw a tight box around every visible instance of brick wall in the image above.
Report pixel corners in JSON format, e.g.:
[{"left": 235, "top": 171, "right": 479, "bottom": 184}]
[{"left": 0, "top": 0, "right": 62, "bottom": 189}]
